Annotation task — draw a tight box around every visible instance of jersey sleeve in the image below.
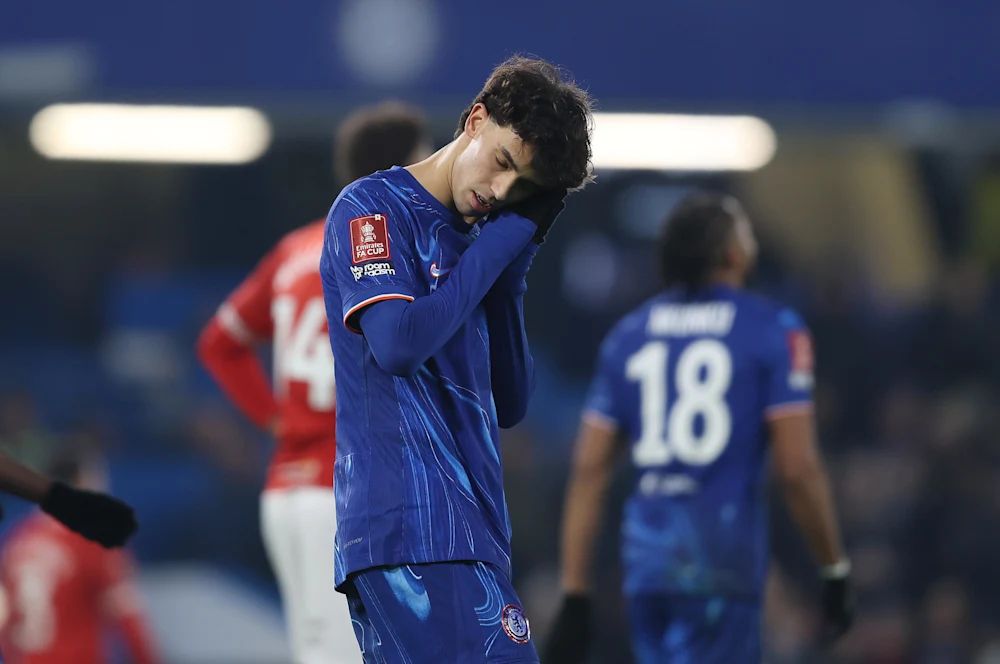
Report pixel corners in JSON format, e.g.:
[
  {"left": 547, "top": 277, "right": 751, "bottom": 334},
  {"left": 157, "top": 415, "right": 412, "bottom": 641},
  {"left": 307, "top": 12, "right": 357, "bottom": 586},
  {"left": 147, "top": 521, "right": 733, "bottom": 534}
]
[
  {"left": 322, "top": 185, "right": 417, "bottom": 333},
  {"left": 582, "top": 330, "right": 625, "bottom": 431},
  {"left": 218, "top": 240, "right": 285, "bottom": 342},
  {"left": 762, "top": 306, "right": 815, "bottom": 419},
  {"left": 199, "top": 239, "right": 284, "bottom": 429}
]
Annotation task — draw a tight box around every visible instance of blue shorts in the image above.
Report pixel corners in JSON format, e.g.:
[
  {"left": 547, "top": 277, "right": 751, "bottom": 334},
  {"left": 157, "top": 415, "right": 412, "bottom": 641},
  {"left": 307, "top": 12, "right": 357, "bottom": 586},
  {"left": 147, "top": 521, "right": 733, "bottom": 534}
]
[
  {"left": 628, "top": 594, "right": 761, "bottom": 664},
  {"left": 344, "top": 561, "right": 540, "bottom": 664}
]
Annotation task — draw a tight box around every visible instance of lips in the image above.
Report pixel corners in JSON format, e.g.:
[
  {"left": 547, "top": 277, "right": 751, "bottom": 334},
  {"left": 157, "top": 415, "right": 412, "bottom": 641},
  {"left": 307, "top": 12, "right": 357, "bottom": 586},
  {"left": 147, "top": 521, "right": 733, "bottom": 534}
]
[{"left": 472, "top": 192, "right": 492, "bottom": 214}]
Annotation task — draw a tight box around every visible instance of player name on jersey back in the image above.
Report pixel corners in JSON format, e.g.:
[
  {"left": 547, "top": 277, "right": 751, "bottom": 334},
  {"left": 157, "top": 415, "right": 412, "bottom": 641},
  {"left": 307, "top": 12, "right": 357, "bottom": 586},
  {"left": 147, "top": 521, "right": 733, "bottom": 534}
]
[{"left": 647, "top": 302, "right": 736, "bottom": 336}]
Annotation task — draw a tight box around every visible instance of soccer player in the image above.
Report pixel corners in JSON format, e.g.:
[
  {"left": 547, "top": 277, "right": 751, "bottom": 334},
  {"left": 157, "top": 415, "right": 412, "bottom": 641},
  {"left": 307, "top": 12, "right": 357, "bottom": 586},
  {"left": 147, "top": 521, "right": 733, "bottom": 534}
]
[
  {"left": 546, "top": 193, "right": 853, "bottom": 663},
  {"left": 197, "top": 101, "right": 432, "bottom": 664},
  {"left": 320, "top": 56, "right": 592, "bottom": 663},
  {"left": 0, "top": 448, "right": 136, "bottom": 548},
  {"left": 0, "top": 446, "right": 158, "bottom": 664}
]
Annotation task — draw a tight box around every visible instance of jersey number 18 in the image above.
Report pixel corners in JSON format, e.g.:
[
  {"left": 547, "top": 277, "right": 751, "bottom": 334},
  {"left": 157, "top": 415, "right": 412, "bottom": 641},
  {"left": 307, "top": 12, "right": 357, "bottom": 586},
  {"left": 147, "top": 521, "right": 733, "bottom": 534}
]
[{"left": 625, "top": 339, "right": 732, "bottom": 467}]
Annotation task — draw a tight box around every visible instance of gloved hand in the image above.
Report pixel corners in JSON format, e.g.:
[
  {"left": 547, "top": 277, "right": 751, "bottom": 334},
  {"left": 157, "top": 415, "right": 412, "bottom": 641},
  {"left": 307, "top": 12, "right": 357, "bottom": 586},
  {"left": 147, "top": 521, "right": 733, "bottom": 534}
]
[
  {"left": 509, "top": 188, "right": 567, "bottom": 244},
  {"left": 544, "top": 594, "right": 592, "bottom": 664},
  {"left": 41, "top": 481, "right": 138, "bottom": 548},
  {"left": 820, "top": 566, "right": 854, "bottom": 644}
]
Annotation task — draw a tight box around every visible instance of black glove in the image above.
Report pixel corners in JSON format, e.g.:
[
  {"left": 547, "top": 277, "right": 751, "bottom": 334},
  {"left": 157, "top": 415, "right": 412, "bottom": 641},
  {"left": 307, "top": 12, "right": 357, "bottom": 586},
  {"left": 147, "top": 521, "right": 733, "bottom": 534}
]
[
  {"left": 510, "top": 188, "right": 567, "bottom": 244},
  {"left": 820, "top": 573, "right": 854, "bottom": 644},
  {"left": 544, "top": 594, "right": 592, "bottom": 664},
  {"left": 41, "top": 481, "right": 138, "bottom": 548}
]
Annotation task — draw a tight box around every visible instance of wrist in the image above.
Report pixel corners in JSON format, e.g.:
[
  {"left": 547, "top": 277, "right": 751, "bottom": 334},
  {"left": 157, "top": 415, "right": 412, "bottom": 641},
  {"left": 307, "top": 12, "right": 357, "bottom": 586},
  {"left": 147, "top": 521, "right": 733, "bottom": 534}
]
[
  {"left": 28, "top": 476, "right": 55, "bottom": 504},
  {"left": 820, "top": 558, "right": 851, "bottom": 580},
  {"left": 475, "top": 215, "right": 535, "bottom": 265},
  {"left": 561, "top": 579, "right": 592, "bottom": 595},
  {"left": 40, "top": 481, "right": 68, "bottom": 512},
  {"left": 486, "top": 210, "right": 538, "bottom": 238}
]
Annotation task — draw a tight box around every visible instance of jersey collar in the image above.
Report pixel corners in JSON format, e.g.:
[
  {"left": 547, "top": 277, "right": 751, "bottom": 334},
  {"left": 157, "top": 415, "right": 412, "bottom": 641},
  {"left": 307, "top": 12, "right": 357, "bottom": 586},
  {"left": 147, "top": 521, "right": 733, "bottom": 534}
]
[{"left": 389, "top": 166, "right": 475, "bottom": 234}]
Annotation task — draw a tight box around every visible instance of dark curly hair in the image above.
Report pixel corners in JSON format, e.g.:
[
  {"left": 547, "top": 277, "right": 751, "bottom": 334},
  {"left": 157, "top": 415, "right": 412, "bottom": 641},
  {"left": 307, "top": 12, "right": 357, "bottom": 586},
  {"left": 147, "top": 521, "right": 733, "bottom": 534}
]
[
  {"left": 336, "top": 101, "right": 431, "bottom": 186},
  {"left": 659, "top": 192, "right": 745, "bottom": 290},
  {"left": 455, "top": 55, "right": 593, "bottom": 190}
]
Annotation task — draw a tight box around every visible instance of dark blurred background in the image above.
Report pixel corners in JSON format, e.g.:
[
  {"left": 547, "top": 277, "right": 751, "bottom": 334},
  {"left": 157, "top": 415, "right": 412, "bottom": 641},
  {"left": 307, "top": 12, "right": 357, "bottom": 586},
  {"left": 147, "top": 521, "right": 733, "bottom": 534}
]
[{"left": 2, "top": 1, "right": 1000, "bottom": 662}]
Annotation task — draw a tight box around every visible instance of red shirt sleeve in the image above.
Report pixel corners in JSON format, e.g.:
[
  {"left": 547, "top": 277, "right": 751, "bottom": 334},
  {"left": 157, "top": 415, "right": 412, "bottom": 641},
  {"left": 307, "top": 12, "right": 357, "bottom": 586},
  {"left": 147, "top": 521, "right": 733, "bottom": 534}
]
[
  {"left": 221, "top": 241, "right": 285, "bottom": 341},
  {"left": 97, "top": 550, "right": 161, "bottom": 664},
  {"left": 197, "top": 243, "right": 284, "bottom": 428}
]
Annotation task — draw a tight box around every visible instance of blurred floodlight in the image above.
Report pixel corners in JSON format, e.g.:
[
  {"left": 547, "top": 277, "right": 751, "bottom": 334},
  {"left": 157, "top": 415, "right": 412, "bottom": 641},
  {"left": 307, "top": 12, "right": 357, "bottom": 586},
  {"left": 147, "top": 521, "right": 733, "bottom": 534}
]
[
  {"left": 29, "top": 103, "right": 272, "bottom": 164},
  {"left": 591, "top": 113, "right": 777, "bottom": 172}
]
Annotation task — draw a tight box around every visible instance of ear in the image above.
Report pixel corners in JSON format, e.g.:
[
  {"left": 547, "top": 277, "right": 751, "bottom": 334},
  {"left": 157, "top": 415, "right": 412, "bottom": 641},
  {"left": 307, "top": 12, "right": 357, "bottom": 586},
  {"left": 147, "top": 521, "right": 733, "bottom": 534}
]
[
  {"left": 722, "top": 240, "right": 742, "bottom": 269},
  {"left": 464, "top": 103, "right": 489, "bottom": 139}
]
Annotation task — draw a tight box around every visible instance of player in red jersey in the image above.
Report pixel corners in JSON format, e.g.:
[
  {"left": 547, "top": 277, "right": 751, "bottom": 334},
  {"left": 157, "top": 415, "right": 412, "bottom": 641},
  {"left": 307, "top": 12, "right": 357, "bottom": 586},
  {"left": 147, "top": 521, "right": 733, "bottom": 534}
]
[
  {"left": 0, "top": 446, "right": 158, "bottom": 664},
  {"left": 197, "top": 101, "right": 432, "bottom": 664}
]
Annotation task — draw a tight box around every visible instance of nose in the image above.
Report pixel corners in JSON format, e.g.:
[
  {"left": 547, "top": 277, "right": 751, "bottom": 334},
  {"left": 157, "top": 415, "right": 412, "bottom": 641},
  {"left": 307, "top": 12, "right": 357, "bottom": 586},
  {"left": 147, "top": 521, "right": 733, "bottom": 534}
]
[{"left": 490, "top": 171, "right": 519, "bottom": 203}]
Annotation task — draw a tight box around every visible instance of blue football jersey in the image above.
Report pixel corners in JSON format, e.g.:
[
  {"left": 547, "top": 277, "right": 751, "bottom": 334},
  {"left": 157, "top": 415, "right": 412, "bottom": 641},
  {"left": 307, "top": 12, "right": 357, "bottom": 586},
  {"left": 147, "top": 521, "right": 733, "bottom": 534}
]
[
  {"left": 320, "top": 167, "right": 513, "bottom": 588},
  {"left": 585, "top": 285, "right": 814, "bottom": 597}
]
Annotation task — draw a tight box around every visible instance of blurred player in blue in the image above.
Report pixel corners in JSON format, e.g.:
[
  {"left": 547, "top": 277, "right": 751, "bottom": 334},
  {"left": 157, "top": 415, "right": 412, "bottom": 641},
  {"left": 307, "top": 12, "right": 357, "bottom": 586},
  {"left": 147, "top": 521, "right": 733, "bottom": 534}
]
[
  {"left": 546, "top": 193, "right": 853, "bottom": 663},
  {"left": 320, "top": 56, "right": 593, "bottom": 663}
]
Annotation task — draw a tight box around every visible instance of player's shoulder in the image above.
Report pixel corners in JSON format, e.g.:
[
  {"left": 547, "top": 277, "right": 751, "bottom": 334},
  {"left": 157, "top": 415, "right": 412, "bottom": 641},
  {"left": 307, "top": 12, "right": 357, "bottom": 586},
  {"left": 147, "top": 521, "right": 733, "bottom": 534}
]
[
  {"left": 275, "top": 219, "right": 325, "bottom": 253},
  {"left": 335, "top": 168, "right": 409, "bottom": 215},
  {"left": 734, "top": 289, "right": 808, "bottom": 333},
  {"left": 282, "top": 219, "right": 325, "bottom": 243},
  {"left": 3, "top": 514, "right": 80, "bottom": 561}
]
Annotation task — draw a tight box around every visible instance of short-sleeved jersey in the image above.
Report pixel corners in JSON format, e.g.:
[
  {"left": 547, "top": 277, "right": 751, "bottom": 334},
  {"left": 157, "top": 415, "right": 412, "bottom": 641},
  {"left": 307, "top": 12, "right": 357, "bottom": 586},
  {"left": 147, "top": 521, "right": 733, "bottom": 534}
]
[
  {"left": 320, "top": 166, "right": 512, "bottom": 588},
  {"left": 0, "top": 513, "right": 155, "bottom": 664},
  {"left": 219, "top": 221, "right": 336, "bottom": 490},
  {"left": 585, "top": 285, "right": 814, "bottom": 598}
]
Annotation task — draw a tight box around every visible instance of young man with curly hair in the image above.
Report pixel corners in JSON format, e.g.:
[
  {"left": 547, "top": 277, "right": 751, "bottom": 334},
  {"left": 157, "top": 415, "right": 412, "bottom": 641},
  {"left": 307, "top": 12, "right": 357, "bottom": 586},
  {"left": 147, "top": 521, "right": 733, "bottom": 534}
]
[
  {"left": 198, "top": 101, "right": 432, "bottom": 664},
  {"left": 320, "top": 56, "right": 593, "bottom": 663}
]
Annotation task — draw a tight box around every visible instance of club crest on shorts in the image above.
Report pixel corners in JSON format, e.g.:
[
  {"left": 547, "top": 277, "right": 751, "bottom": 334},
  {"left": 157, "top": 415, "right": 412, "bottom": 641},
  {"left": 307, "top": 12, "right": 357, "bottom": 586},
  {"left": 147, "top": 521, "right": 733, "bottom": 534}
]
[{"left": 501, "top": 603, "right": 530, "bottom": 644}]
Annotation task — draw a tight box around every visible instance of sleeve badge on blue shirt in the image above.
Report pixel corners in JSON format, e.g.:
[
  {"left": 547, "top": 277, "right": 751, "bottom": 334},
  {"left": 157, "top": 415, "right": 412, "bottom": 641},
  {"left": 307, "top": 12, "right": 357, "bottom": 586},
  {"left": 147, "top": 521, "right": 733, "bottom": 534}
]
[
  {"left": 787, "top": 330, "right": 815, "bottom": 390},
  {"left": 350, "top": 213, "right": 391, "bottom": 264}
]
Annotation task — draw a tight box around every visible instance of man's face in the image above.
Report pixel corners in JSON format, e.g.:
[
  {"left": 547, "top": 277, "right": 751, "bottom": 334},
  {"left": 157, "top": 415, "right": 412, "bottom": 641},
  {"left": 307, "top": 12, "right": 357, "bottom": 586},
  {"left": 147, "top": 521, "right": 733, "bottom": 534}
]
[{"left": 451, "top": 103, "right": 542, "bottom": 219}]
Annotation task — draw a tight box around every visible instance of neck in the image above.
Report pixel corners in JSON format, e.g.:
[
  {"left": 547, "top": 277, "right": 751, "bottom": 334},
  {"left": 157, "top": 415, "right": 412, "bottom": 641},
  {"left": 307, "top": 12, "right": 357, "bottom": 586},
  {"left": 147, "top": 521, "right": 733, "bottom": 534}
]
[
  {"left": 406, "top": 139, "right": 475, "bottom": 224},
  {"left": 708, "top": 268, "right": 744, "bottom": 289}
]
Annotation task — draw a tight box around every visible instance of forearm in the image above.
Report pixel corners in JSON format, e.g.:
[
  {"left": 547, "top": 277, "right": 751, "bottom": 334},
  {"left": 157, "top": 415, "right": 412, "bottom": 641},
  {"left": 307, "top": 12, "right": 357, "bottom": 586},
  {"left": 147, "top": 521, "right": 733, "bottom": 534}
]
[
  {"left": 361, "top": 216, "right": 535, "bottom": 375},
  {"left": 484, "top": 290, "right": 534, "bottom": 427},
  {"left": 0, "top": 451, "right": 52, "bottom": 502},
  {"left": 780, "top": 462, "right": 845, "bottom": 567},
  {"left": 560, "top": 465, "right": 613, "bottom": 593},
  {"left": 197, "top": 320, "right": 278, "bottom": 429}
]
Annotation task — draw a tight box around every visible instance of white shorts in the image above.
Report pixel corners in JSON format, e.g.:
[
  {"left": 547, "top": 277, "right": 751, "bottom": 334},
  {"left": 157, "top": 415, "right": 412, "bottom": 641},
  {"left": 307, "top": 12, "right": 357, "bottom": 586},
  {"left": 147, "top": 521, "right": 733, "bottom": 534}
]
[{"left": 260, "top": 487, "right": 359, "bottom": 664}]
